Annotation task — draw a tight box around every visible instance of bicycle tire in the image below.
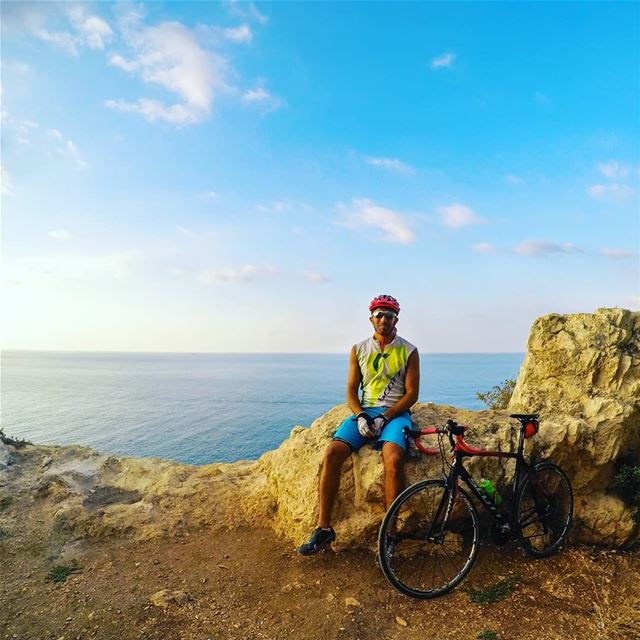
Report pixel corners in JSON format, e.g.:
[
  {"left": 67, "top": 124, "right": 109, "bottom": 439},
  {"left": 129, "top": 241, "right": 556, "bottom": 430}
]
[
  {"left": 378, "top": 479, "right": 480, "bottom": 599},
  {"left": 516, "top": 461, "right": 573, "bottom": 558}
]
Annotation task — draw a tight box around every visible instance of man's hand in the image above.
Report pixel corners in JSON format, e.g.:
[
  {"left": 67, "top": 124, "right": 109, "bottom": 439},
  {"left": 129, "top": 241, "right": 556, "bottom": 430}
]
[
  {"left": 372, "top": 414, "right": 389, "bottom": 435},
  {"left": 356, "top": 412, "right": 376, "bottom": 438},
  {"left": 357, "top": 412, "right": 388, "bottom": 438}
]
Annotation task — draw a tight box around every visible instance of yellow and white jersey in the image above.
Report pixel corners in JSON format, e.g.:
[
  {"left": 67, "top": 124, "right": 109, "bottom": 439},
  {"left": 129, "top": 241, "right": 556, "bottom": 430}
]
[{"left": 354, "top": 335, "right": 417, "bottom": 408}]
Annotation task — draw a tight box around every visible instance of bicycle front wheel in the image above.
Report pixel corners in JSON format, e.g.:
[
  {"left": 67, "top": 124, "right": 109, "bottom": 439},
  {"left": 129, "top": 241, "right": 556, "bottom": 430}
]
[
  {"left": 516, "top": 461, "right": 573, "bottom": 558},
  {"left": 378, "top": 479, "right": 479, "bottom": 599}
]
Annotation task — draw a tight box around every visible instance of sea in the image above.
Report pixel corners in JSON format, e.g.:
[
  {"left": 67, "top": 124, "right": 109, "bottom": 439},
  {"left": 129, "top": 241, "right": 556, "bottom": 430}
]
[{"left": 1, "top": 351, "right": 524, "bottom": 466}]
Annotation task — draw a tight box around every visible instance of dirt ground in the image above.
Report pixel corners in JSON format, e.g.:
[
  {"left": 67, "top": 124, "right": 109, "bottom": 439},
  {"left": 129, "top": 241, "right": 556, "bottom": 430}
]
[{"left": 1, "top": 522, "right": 639, "bottom": 640}]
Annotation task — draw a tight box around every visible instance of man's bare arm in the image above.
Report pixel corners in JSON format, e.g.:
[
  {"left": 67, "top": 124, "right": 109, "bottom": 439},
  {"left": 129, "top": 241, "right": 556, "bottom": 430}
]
[
  {"left": 346, "top": 346, "right": 364, "bottom": 415},
  {"left": 381, "top": 350, "right": 420, "bottom": 421}
]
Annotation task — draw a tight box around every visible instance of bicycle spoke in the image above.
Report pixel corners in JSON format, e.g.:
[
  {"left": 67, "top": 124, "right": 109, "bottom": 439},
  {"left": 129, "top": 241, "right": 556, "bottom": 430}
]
[
  {"left": 516, "top": 463, "right": 573, "bottom": 558},
  {"left": 379, "top": 479, "right": 479, "bottom": 598}
]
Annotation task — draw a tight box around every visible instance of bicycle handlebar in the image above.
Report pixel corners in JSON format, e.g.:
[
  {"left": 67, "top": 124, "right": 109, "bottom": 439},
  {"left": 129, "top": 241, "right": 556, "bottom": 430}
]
[{"left": 405, "top": 419, "right": 469, "bottom": 456}]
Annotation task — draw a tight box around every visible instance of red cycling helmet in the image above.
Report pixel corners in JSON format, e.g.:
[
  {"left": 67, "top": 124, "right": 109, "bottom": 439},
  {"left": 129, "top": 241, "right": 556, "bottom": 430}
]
[{"left": 369, "top": 294, "right": 400, "bottom": 314}]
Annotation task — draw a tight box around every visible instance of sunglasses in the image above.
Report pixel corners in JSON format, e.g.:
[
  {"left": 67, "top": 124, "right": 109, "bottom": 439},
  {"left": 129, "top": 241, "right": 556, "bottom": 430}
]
[{"left": 371, "top": 311, "right": 397, "bottom": 320}]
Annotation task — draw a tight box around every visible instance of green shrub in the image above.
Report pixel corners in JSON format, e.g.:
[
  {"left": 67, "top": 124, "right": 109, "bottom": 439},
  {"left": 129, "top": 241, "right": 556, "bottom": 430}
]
[
  {"left": 47, "top": 563, "right": 81, "bottom": 583},
  {"left": 476, "top": 378, "right": 516, "bottom": 410},
  {"left": 477, "top": 632, "right": 500, "bottom": 640},
  {"left": 612, "top": 463, "right": 640, "bottom": 524},
  {"left": 0, "top": 428, "right": 32, "bottom": 449},
  {"left": 466, "top": 572, "right": 522, "bottom": 605}
]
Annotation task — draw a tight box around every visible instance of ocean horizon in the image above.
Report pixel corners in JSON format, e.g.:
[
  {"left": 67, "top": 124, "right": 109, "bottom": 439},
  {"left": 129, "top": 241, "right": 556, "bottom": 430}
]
[{"left": 2, "top": 350, "right": 524, "bottom": 465}]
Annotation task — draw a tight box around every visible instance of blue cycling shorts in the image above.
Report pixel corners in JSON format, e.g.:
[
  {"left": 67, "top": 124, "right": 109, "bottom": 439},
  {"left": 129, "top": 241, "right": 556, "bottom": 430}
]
[{"left": 333, "top": 407, "right": 412, "bottom": 452}]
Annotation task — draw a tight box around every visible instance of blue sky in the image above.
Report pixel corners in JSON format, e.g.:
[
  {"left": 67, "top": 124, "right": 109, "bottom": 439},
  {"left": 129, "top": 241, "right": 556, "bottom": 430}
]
[{"left": 2, "top": 1, "right": 639, "bottom": 353}]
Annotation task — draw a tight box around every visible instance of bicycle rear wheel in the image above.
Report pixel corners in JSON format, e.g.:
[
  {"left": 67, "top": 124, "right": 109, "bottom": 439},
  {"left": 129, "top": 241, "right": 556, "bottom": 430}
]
[
  {"left": 516, "top": 461, "right": 573, "bottom": 558},
  {"left": 378, "top": 479, "right": 479, "bottom": 599}
]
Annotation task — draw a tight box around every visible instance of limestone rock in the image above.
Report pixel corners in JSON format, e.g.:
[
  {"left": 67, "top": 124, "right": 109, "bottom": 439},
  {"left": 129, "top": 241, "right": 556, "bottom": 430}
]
[
  {"left": 0, "top": 441, "right": 14, "bottom": 467},
  {"left": 575, "top": 493, "right": 635, "bottom": 545},
  {"left": 149, "top": 589, "right": 190, "bottom": 608}
]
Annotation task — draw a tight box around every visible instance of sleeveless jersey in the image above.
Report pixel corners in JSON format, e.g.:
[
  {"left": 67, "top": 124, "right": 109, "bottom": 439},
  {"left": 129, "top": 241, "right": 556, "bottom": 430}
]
[{"left": 354, "top": 335, "right": 417, "bottom": 408}]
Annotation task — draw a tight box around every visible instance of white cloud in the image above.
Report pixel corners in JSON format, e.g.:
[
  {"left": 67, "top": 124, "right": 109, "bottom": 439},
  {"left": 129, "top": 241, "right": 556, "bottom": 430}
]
[
  {"left": 16, "top": 250, "right": 144, "bottom": 283},
  {"left": 242, "top": 86, "right": 285, "bottom": 112},
  {"left": 2, "top": 112, "right": 38, "bottom": 146},
  {"left": 49, "top": 229, "right": 70, "bottom": 241},
  {"left": 109, "top": 53, "right": 137, "bottom": 73},
  {"left": 107, "top": 21, "right": 229, "bottom": 125},
  {"left": 198, "top": 263, "right": 278, "bottom": 284},
  {"left": 47, "top": 128, "right": 87, "bottom": 168},
  {"left": 439, "top": 203, "right": 484, "bottom": 229},
  {"left": 627, "top": 295, "right": 640, "bottom": 310},
  {"left": 67, "top": 6, "right": 113, "bottom": 50},
  {"left": 504, "top": 174, "right": 523, "bottom": 185},
  {"left": 587, "top": 183, "right": 635, "bottom": 203},
  {"left": 597, "top": 160, "right": 630, "bottom": 179},
  {"left": 430, "top": 52, "right": 455, "bottom": 69},
  {"left": 513, "top": 240, "right": 581, "bottom": 257},
  {"left": 223, "top": 24, "right": 252, "bottom": 43},
  {"left": 365, "top": 156, "right": 414, "bottom": 174},
  {"left": 177, "top": 226, "right": 195, "bottom": 237},
  {"left": 37, "top": 29, "right": 79, "bottom": 55},
  {"left": 2, "top": 60, "right": 31, "bottom": 73},
  {"left": 255, "top": 199, "right": 313, "bottom": 215},
  {"left": 32, "top": 6, "right": 112, "bottom": 56},
  {"left": 1, "top": 166, "right": 14, "bottom": 196},
  {"left": 599, "top": 248, "right": 637, "bottom": 259},
  {"left": 305, "top": 270, "right": 331, "bottom": 284},
  {"left": 339, "top": 198, "right": 416, "bottom": 244},
  {"left": 202, "top": 191, "right": 218, "bottom": 199},
  {"left": 106, "top": 98, "right": 203, "bottom": 125},
  {"left": 472, "top": 242, "right": 496, "bottom": 254},
  {"left": 226, "top": 1, "right": 268, "bottom": 24}
]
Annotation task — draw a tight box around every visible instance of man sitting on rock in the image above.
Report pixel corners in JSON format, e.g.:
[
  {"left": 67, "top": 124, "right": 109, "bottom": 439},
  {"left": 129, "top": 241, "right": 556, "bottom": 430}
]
[{"left": 298, "top": 294, "right": 420, "bottom": 555}]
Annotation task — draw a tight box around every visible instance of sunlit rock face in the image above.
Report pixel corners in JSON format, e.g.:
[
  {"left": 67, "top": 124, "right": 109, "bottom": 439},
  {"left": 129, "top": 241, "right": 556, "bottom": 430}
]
[
  {"left": 507, "top": 308, "right": 640, "bottom": 544},
  {"left": 1, "top": 308, "right": 637, "bottom": 550}
]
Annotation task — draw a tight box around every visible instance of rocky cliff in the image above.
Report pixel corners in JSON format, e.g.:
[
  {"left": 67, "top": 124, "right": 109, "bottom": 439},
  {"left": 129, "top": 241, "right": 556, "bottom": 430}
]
[{"left": 1, "top": 308, "right": 638, "bottom": 553}]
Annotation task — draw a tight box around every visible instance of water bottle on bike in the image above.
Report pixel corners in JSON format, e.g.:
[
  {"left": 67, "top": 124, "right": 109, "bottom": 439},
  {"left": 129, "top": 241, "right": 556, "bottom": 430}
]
[{"left": 479, "top": 478, "right": 503, "bottom": 507}]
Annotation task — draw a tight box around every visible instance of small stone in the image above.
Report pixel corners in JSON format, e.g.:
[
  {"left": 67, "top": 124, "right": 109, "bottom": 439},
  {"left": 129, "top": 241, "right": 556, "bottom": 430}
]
[
  {"left": 135, "top": 562, "right": 142, "bottom": 568},
  {"left": 326, "top": 593, "right": 335, "bottom": 602},
  {"left": 201, "top": 577, "right": 207, "bottom": 584},
  {"left": 345, "top": 597, "right": 361, "bottom": 607},
  {"left": 217, "top": 564, "right": 230, "bottom": 570},
  {"left": 149, "top": 589, "right": 190, "bottom": 609},
  {"left": 395, "top": 616, "right": 408, "bottom": 627}
]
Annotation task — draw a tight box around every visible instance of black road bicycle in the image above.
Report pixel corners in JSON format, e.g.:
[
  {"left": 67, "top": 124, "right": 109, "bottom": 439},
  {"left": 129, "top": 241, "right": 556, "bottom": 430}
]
[{"left": 377, "top": 414, "right": 573, "bottom": 599}]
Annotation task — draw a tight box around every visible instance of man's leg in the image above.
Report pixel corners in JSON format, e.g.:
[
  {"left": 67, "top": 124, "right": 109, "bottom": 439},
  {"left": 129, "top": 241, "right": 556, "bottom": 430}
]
[
  {"left": 318, "top": 440, "right": 352, "bottom": 527},
  {"left": 298, "top": 439, "right": 353, "bottom": 555},
  {"left": 381, "top": 441, "right": 406, "bottom": 508}
]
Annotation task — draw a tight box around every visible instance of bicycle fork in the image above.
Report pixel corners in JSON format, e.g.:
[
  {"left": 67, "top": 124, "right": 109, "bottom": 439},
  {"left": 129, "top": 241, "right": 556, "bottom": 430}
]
[{"left": 426, "top": 479, "right": 457, "bottom": 544}]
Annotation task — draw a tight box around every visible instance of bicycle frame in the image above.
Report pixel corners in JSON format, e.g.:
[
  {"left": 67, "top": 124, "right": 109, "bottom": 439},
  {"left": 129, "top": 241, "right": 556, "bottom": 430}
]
[{"left": 422, "top": 423, "right": 532, "bottom": 543}]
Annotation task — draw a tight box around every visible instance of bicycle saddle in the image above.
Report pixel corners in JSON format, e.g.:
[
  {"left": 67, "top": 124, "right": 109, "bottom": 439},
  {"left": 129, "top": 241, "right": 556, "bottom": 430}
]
[{"left": 509, "top": 413, "right": 539, "bottom": 421}]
